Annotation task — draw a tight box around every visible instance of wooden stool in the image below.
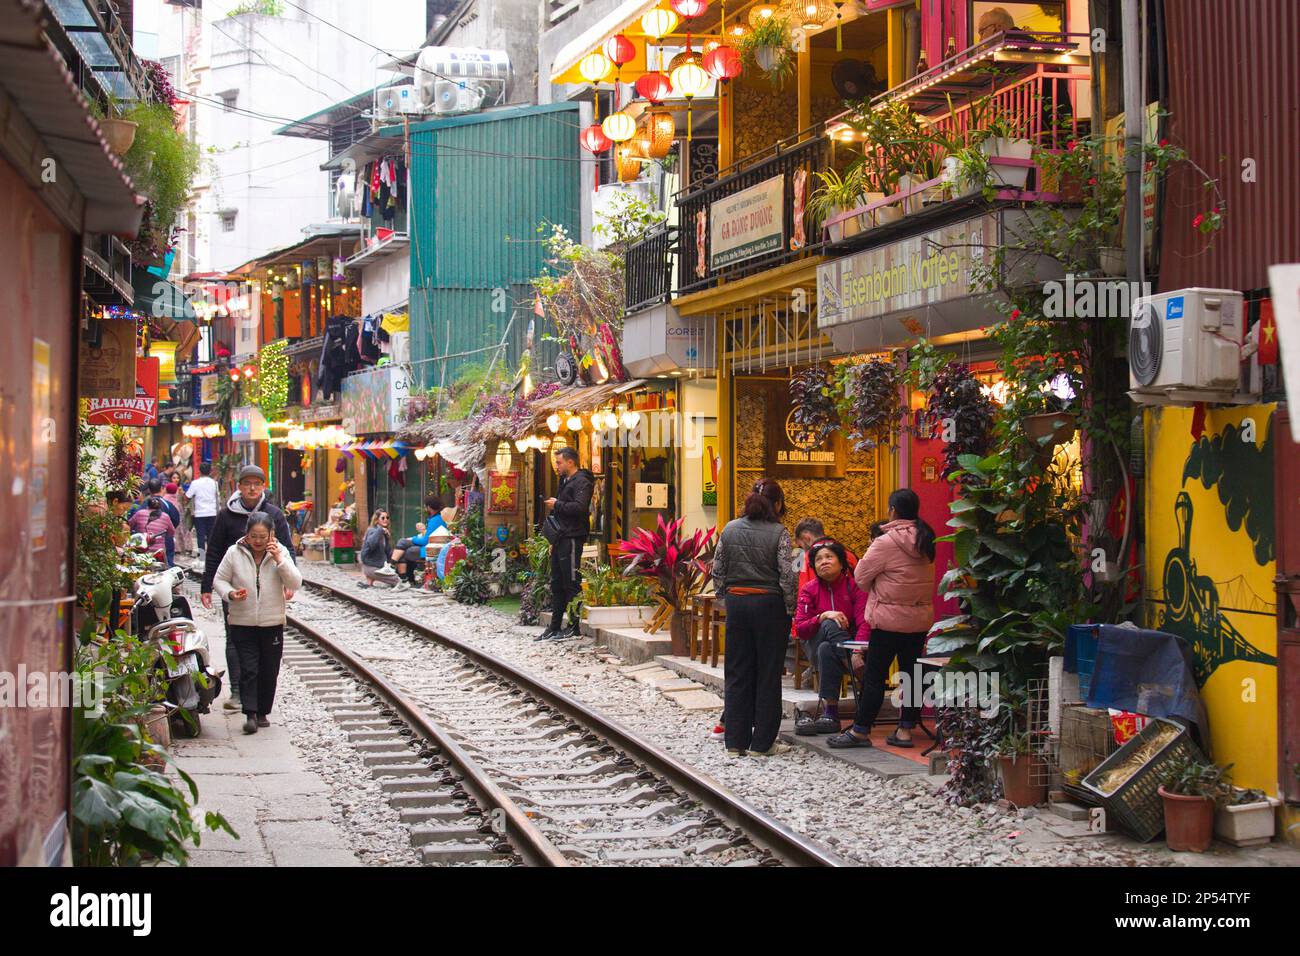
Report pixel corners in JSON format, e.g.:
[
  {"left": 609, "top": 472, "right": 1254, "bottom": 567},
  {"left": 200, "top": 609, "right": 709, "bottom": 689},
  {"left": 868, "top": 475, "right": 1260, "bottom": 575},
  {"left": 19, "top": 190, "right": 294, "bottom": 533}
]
[
  {"left": 709, "top": 601, "right": 726, "bottom": 668},
  {"left": 688, "top": 594, "right": 714, "bottom": 660}
]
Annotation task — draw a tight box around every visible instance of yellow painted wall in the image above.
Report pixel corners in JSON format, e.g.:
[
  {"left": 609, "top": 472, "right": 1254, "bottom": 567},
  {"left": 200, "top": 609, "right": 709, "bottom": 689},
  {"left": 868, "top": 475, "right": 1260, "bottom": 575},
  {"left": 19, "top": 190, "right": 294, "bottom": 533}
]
[{"left": 1143, "top": 404, "right": 1279, "bottom": 794}]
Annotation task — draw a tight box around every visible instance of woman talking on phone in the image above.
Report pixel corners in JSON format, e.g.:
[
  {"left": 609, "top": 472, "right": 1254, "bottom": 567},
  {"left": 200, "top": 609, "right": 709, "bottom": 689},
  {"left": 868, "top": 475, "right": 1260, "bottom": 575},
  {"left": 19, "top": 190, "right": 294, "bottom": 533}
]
[{"left": 213, "top": 512, "right": 303, "bottom": 735}]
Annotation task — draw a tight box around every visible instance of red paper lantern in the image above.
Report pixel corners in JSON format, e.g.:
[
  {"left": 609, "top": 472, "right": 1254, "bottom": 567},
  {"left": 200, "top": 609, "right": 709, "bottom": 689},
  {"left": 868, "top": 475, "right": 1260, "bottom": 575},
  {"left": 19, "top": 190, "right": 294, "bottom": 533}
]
[
  {"left": 670, "top": 0, "right": 709, "bottom": 18},
  {"left": 703, "top": 44, "right": 743, "bottom": 81},
  {"left": 603, "top": 34, "right": 636, "bottom": 66},
  {"left": 579, "top": 123, "right": 613, "bottom": 153},
  {"left": 635, "top": 71, "right": 673, "bottom": 104}
]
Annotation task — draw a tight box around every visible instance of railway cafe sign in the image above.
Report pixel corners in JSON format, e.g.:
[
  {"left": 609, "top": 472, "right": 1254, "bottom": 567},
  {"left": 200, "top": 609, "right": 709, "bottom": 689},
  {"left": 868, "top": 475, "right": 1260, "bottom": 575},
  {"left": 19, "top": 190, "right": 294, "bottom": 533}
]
[
  {"left": 816, "top": 213, "right": 1002, "bottom": 350},
  {"left": 86, "top": 357, "right": 159, "bottom": 427},
  {"left": 710, "top": 175, "right": 784, "bottom": 271}
]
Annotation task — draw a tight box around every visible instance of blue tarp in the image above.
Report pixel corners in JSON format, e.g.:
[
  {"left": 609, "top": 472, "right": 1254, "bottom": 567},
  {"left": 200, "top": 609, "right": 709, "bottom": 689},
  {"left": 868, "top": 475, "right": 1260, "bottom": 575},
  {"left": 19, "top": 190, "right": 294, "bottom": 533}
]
[{"left": 1085, "top": 624, "right": 1211, "bottom": 752}]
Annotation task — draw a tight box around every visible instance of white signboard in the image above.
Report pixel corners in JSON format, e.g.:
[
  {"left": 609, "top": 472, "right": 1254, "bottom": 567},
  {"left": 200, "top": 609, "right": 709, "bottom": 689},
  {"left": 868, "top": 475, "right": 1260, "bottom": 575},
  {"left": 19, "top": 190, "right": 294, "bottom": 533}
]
[
  {"left": 634, "top": 482, "right": 669, "bottom": 510},
  {"left": 710, "top": 175, "right": 784, "bottom": 271}
]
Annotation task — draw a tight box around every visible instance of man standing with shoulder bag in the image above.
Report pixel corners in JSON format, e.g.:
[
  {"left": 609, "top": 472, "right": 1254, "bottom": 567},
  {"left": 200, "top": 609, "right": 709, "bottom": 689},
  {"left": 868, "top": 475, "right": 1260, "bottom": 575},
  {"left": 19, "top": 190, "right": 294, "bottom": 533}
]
[{"left": 535, "top": 447, "right": 593, "bottom": 642}]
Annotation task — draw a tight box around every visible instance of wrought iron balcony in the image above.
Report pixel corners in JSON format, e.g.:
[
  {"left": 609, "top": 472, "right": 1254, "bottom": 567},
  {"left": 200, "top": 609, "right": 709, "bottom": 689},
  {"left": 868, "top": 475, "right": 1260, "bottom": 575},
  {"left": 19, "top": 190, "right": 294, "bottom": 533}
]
[{"left": 624, "top": 224, "right": 677, "bottom": 315}]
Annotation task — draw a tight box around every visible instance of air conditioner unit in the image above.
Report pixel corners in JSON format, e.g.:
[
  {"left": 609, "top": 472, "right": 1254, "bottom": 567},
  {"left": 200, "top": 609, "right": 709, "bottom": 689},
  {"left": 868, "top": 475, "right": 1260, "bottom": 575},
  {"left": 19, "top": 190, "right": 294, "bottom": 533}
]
[
  {"left": 415, "top": 47, "right": 510, "bottom": 112},
  {"left": 374, "top": 84, "right": 424, "bottom": 120},
  {"left": 1128, "top": 288, "right": 1244, "bottom": 403},
  {"left": 432, "top": 79, "right": 486, "bottom": 114}
]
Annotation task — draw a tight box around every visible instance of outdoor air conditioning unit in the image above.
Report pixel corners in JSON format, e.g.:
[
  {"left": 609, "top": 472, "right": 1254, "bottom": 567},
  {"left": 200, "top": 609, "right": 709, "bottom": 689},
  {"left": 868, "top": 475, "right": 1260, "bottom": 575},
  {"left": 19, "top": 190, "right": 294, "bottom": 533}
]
[
  {"left": 374, "top": 84, "right": 424, "bottom": 120},
  {"left": 1128, "top": 288, "right": 1244, "bottom": 404},
  {"left": 433, "top": 79, "right": 486, "bottom": 114}
]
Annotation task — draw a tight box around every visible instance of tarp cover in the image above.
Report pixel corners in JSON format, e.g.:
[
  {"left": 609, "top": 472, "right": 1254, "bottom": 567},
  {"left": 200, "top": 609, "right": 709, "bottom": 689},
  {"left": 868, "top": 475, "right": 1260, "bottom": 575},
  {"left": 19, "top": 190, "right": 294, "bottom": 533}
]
[{"left": 1086, "top": 624, "right": 1210, "bottom": 751}]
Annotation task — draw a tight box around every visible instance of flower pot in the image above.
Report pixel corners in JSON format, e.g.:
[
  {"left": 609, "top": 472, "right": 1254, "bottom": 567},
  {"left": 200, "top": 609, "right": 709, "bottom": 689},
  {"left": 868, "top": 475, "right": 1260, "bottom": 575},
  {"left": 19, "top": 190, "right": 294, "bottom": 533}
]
[
  {"left": 754, "top": 46, "right": 784, "bottom": 74},
  {"left": 1098, "top": 246, "right": 1125, "bottom": 276},
  {"left": 861, "top": 191, "right": 884, "bottom": 229},
  {"left": 999, "top": 754, "right": 1046, "bottom": 807},
  {"left": 669, "top": 609, "right": 690, "bottom": 656},
  {"left": 100, "top": 118, "right": 138, "bottom": 156},
  {"left": 876, "top": 202, "right": 904, "bottom": 225},
  {"left": 1024, "top": 411, "right": 1077, "bottom": 466},
  {"left": 585, "top": 605, "right": 653, "bottom": 629},
  {"left": 982, "top": 137, "right": 1032, "bottom": 188},
  {"left": 920, "top": 183, "right": 946, "bottom": 206},
  {"left": 896, "top": 173, "right": 923, "bottom": 214},
  {"left": 1214, "top": 795, "right": 1280, "bottom": 847},
  {"left": 1158, "top": 786, "right": 1216, "bottom": 851}
]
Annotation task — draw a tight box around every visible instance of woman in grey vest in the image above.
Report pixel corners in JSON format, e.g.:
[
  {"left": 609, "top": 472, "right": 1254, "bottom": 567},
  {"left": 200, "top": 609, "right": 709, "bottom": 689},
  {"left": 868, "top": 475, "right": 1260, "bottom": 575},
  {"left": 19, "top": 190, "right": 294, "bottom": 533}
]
[{"left": 712, "top": 478, "right": 798, "bottom": 756}]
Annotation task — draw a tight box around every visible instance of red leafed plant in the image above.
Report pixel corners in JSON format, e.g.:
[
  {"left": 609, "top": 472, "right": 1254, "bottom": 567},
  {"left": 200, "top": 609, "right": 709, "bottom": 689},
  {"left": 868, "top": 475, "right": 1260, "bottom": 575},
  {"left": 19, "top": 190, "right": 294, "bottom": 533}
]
[{"left": 617, "top": 515, "right": 716, "bottom": 633}]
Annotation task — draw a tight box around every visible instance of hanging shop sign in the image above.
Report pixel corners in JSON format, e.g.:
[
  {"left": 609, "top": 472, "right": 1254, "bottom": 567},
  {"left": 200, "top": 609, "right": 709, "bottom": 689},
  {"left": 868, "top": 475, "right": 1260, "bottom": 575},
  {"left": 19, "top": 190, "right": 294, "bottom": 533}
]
[
  {"left": 86, "top": 357, "right": 159, "bottom": 427},
  {"left": 79, "top": 318, "right": 137, "bottom": 399},
  {"left": 197, "top": 373, "right": 219, "bottom": 407},
  {"left": 231, "top": 405, "right": 270, "bottom": 442},
  {"left": 710, "top": 174, "right": 785, "bottom": 271},
  {"left": 299, "top": 401, "right": 342, "bottom": 423},
  {"left": 149, "top": 340, "right": 179, "bottom": 386},
  {"left": 758, "top": 379, "right": 845, "bottom": 480},
  {"left": 341, "top": 364, "right": 411, "bottom": 434}
]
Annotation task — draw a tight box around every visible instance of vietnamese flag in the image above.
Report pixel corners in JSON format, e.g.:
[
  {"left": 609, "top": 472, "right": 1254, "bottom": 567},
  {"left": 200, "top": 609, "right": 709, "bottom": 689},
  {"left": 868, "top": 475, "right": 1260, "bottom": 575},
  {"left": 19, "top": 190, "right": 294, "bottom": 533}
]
[{"left": 1258, "top": 299, "right": 1278, "bottom": 365}]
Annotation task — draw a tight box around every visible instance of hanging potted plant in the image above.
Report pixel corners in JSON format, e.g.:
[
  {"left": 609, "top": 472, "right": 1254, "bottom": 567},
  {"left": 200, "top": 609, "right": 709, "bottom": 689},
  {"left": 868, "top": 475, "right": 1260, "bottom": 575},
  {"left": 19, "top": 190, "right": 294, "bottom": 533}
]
[
  {"left": 806, "top": 165, "right": 866, "bottom": 243},
  {"left": 1158, "top": 755, "right": 1232, "bottom": 852},
  {"left": 739, "top": 16, "right": 795, "bottom": 84},
  {"left": 835, "top": 357, "right": 902, "bottom": 450},
  {"left": 909, "top": 344, "right": 996, "bottom": 478},
  {"left": 618, "top": 516, "right": 716, "bottom": 656},
  {"left": 789, "top": 364, "right": 841, "bottom": 442}
]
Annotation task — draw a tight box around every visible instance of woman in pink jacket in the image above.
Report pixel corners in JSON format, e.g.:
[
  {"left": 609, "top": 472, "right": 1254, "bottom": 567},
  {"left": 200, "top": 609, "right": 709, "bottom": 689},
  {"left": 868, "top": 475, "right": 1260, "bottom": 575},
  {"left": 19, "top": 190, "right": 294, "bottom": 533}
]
[
  {"left": 829, "top": 488, "right": 936, "bottom": 749},
  {"left": 792, "top": 540, "right": 868, "bottom": 736}
]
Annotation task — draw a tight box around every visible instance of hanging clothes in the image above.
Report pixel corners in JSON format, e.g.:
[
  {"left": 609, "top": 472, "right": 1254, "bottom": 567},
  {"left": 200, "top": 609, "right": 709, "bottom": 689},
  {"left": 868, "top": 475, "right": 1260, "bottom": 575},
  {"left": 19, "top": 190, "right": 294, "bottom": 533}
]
[{"left": 317, "top": 314, "right": 361, "bottom": 401}]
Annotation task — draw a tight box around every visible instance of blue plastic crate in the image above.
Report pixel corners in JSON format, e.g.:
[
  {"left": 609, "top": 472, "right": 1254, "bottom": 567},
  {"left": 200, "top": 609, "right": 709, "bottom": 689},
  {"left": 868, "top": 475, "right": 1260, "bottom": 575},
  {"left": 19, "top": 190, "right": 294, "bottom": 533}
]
[{"left": 1067, "top": 624, "right": 1100, "bottom": 700}]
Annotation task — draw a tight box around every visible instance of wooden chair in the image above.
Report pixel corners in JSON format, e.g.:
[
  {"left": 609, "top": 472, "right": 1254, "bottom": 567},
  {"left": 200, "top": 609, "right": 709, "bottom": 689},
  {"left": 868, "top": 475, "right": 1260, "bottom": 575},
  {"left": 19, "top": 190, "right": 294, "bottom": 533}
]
[
  {"left": 708, "top": 601, "right": 726, "bottom": 668},
  {"left": 688, "top": 594, "right": 713, "bottom": 661}
]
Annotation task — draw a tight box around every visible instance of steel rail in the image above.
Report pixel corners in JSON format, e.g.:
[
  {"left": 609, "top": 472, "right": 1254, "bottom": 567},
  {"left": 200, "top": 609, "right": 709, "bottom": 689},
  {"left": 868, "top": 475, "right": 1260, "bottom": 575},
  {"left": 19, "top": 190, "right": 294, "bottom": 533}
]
[
  {"left": 284, "top": 613, "right": 569, "bottom": 868},
  {"left": 297, "top": 578, "right": 848, "bottom": 867}
]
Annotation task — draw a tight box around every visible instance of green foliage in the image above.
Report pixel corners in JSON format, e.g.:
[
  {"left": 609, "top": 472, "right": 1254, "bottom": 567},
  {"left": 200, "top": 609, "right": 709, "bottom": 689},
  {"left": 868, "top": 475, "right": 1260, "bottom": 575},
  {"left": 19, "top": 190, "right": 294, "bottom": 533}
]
[
  {"left": 581, "top": 564, "right": 654, "bottom": 608},
  {"left": 72, "top": 592, "right": 235, "bottom": 865},
  {"left": 441, "top": 359, "right": 515, "bottom": 421},
  {"left": 122, "top": 101, "right": 200, "bottom": 261},
  {"left": 739, "top": 17, "right": 794, "bottom": 83},
  {"left": 1160, "top": 755, "right": 1233, "bottom": 804},
  {"left": 75, "top": 417, "right": 138, "bottom": 606},
  {"left": 254, "top": 339, "right": 289, "bottom": 421},
  {"left": 448, "top": 500, "right": 494, "bottom": 606},
  {"left": 842, "top": 101, "right": 930, "bottom": 193},
  {"left": 806, "top": 166, "right": 866, "bottom": 229},
  {"left": 517, "top": 533, "right": 551, "bottom": 625},
  {"left": 592, "top": 191, "right": 667, "bottom": 260},
  {"left": 532, "top": 221, "right": 625, "bottom": 344},
  {"left": 228, "top": 0, "right": 284, "bottom": 15},
  {"left": 834, "top": 358, "right": 903, "bottom": 451}
]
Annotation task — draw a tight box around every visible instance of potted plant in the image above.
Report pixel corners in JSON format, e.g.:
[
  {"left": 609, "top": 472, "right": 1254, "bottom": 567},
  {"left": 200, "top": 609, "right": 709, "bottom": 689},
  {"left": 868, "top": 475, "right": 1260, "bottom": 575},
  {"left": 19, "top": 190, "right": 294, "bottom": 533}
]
[
  {"left": 908, "top": 342, "right": 995, "bottom": 478},
  {"left": 834, "top": 357, "right": 902, "bottom": 450},
  {"left": 977, "top": 103, "right": 1032, "bottom": 189},
  {"left": 740, "top": 16, "right": 794, "bottom": 84},
  {"left": 617, "top": 516, "right": 716, "bottom": 655},
  {"left": 789, "top": 364, "right": 841, "bottom": 443},
  {"left": 1214, "top": 786, "right": 1281, "bottom": 847},
  {"left": 581, "top": 564, "right": 655, "bottom": 628},
  {"left": 806, "top": 165, "right": 866, "bottom": 243},
  {"left": 1158, "top": 755, "right": 1232, "bottom": 852},
  {"left": 995, "top": 730, "right": 1046, "bottom": 807}
]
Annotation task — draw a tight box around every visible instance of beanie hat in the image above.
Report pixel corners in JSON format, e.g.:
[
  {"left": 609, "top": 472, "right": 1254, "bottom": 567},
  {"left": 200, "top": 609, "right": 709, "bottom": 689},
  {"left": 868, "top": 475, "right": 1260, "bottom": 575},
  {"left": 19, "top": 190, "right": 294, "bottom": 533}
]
[{"left": 237, "top": 465, "right": 266, "bottom": 483}]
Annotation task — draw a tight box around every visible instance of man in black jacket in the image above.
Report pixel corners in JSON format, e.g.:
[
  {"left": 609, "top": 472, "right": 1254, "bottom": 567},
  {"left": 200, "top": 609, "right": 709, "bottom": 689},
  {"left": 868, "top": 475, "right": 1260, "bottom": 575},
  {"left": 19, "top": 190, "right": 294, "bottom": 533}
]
[
  {"left": 536, "top": 447, "right": 594, "bottom": 642},
  {"left": 199, "top": 466, "right": 295, "bottom": 710}
]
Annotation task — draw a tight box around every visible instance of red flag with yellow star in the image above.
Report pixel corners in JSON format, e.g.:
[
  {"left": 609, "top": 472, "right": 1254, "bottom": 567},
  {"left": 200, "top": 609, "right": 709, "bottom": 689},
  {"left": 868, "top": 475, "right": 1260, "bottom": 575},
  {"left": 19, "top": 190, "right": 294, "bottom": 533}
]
[{"left": 1257, "top": 299, "right": 1278, "bottom": 365}]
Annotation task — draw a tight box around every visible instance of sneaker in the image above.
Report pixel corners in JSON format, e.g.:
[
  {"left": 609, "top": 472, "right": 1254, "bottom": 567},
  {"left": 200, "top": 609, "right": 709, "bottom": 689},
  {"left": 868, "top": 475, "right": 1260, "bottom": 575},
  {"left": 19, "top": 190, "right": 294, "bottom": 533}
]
[
  {"left": 242, "top": 716, "right": 258, "bottom": 735},
  {"left": 256, "top": 716, "right": 270, "bottom": 728},
  {"left": 707, "top": 724, "right": 726, "bottom": 741},
  {"left": 725, "top": 748, "right": 746, "bottom": 757},
  {"left": 533, "top": 628, "right": 558, "bottom": 642},
  {"left": 392, "top": 581, "right": 411, "bottom": 592},
  {"left": 748, "top": 742, "right": 793, "bottom": 757},
  {"left": 223, "top": 697, "right": 241, "bottom": 712},
  {"left": 551, "top": 624, "right": 581, "bottom": 642},
  {"left": 356, "top": 581, "right": 371, "bottom": 589}
]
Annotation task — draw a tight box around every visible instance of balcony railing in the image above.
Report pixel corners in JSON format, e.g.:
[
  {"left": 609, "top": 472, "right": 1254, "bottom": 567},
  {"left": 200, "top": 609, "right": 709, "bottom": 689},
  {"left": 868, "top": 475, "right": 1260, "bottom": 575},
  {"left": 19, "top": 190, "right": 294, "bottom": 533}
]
[
  {"left": 675, "top": 131, "right": 831, "bottom": 297},
  {"left": 624, "top": 224, "right": 677, "bottom": 314}
]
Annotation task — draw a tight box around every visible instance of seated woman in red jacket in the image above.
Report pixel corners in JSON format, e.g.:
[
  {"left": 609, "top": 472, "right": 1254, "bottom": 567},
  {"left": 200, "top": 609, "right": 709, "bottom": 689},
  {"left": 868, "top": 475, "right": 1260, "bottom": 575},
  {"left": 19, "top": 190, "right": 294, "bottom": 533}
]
[{"left": 792, "top": 539, "right": 868, "bottom": 736}]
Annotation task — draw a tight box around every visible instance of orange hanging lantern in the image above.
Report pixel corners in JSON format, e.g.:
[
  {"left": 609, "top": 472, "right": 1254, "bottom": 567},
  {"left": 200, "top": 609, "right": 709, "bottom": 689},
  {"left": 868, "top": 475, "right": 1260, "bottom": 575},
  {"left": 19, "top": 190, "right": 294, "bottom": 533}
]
[
  {"left": 642, "top": 109, "right": 675, "bottom": 158},
  {"left": 635, "top": 71, "right": 673, "bottom": 103},
  {"left": 616, "top": 142, "right": 643, "bottom": 182},
  {"left": 579, "top": 123, "right": 613, "bottom": 153}
]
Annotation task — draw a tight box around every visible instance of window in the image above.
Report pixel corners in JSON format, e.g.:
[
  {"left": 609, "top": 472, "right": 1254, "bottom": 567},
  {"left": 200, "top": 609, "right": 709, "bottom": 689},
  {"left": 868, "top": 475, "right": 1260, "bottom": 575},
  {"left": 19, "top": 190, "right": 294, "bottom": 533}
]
[
  {"left": 219, "top": 90, "right": 238, "bottom": 111},
  {"left": 221, "top": 210, "right": 237, "bottom": 232}
]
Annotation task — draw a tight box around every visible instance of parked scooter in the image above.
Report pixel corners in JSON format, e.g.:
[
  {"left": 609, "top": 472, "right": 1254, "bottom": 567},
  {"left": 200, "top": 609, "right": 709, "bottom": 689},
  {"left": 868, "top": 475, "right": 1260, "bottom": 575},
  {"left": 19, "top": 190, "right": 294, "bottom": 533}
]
[{"left": 130, "top": 567, "right": 223, "bottom": 738}]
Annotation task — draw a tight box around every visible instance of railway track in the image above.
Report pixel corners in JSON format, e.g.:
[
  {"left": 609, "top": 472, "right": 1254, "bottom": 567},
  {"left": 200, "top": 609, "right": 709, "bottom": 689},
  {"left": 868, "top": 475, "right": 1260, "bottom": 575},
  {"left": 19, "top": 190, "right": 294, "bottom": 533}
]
[{"left": 283, "top": 578, "right": 846, "bottom": 867}]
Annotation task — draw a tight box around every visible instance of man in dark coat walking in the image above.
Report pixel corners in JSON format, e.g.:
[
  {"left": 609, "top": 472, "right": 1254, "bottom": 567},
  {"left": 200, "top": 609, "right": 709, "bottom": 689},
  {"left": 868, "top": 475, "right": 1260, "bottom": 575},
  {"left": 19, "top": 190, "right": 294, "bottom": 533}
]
[
  {"left": 200, "top": 466, "right": 295, "bottom": 711},
  {"left": 536, "top": 446, "right": 594, "bottom": 642}
]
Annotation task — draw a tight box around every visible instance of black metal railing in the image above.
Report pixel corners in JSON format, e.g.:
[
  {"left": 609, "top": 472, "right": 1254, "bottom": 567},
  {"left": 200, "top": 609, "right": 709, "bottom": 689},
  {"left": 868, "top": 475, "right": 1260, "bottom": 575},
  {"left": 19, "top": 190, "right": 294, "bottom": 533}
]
[
  {"left": 675, "top": 131, "right": 830, "bottom": 296},
  {"left": 624, "top": 224, "right": 677, "bottom": 315}
]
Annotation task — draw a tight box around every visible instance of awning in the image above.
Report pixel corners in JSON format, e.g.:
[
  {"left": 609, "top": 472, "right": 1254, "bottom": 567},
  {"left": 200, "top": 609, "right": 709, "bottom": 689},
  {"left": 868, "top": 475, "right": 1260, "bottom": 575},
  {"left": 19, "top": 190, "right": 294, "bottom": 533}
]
[
  {"left": 549, "top": 0, "right": 660, "bottom": 84},
  {"left": 520, "top": 380, "right": 645, "bottom": 436},
  {"left": 133, "top": 272, "right": 197, "bottom": 322}
]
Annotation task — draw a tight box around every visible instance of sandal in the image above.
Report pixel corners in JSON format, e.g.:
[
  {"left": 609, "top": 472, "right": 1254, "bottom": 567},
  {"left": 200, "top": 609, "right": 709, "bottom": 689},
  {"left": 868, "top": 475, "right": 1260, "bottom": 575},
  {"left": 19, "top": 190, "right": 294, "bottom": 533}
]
[
  {"left": 885, "top": 733, "right": 914, "bottom": 748},
  {"left": 827, "top": 730, "right": 873, "bottom": 749}
]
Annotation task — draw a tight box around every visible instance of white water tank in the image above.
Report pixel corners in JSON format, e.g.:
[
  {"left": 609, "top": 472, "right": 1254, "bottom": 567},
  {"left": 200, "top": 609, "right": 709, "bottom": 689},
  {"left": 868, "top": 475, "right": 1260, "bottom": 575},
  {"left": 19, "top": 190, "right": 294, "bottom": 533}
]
[{"left": 414, "top": 47, "right": 511, "bottom": 114}]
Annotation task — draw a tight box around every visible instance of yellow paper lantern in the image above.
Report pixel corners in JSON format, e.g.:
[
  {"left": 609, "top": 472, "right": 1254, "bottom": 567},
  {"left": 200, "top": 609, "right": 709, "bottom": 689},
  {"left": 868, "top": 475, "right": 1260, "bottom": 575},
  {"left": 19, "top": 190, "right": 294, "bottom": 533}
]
[
  {"left": 640, "top": 7, "right": 679, "bottom": 38},
  {"left": 601, "top": 110, "right": 637, "bottom": 143},
  {"left": 578, "top": 51, "right": 613, "bottom": 83},
  {"left": 566, "top": 414, "right": 583, "bottom": 432},
  {"left": 747, "top": 2, "right": 783, "bottom": 27}
]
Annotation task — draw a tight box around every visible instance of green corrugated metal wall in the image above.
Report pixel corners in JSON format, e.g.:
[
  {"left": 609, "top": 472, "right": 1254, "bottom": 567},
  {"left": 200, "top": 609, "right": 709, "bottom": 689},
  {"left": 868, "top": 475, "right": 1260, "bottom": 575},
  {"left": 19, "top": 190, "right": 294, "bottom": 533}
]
[{"left": 406, "top": 103, "right": 580, "bottom": 390}]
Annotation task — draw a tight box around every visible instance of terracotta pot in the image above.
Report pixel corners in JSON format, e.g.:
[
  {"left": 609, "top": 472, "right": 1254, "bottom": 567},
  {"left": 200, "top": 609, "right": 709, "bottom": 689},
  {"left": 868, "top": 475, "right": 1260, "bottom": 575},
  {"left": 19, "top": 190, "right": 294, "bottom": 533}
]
[
  {"left": 1024, "top": 411, "right": 1077, "bottom": 466},
  {"left": 669, "top": 609, "right": 690, "bottom": 656},
  {"left": 100, "top": 118, "right": 138, "bottom": 155},
  {"left": 999, "top": 754, "right": 1046, "bottom": 807},
  {"left": 142, "top": 704, "right": 171, "bottom": 749},
  {"left": 1159, "top": 786, "right": 1216, "bottom": 852}
]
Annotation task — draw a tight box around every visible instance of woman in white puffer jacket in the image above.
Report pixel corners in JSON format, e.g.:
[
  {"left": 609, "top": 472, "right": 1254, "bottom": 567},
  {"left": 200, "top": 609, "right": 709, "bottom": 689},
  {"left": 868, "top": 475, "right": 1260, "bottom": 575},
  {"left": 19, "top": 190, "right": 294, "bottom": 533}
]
[{"left": 213, "top": 512, "right": 303, "bottom": 735}]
